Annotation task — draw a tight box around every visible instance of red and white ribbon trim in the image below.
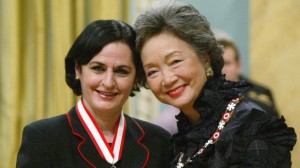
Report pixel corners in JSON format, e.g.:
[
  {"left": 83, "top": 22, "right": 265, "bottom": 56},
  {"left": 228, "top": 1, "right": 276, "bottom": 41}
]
[{"left": 76, "top": 99, "right": 126, "bottom": 165}]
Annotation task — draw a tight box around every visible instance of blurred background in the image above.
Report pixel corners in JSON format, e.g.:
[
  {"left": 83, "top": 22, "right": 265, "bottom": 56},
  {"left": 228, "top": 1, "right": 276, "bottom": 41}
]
[{"left": 0, "top": 0, "right": 299, "bottom": 167}]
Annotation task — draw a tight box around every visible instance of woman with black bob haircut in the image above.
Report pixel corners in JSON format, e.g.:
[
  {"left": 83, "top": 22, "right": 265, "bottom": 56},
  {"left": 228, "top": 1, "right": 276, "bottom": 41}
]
[
  {"left": 134, "top": 1, "right": 296, "bottom": 167},
  {"left": 65, "top": 19, "right": 139, "bottom": 96},
  {"left": 17, "top": 20, "right": 170, "bottom": 168}
]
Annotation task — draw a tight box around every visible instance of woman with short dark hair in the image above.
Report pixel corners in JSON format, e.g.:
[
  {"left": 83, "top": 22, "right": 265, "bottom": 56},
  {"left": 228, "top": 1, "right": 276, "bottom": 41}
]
[{"left": 17, "top": 20, "right": 170, "bottom": 168}]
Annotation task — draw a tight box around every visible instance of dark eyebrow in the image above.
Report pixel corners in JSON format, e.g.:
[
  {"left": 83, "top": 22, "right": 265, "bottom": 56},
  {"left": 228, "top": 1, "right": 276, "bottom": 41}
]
[
  {"left": 88, "top": 61, "right": 104, "bottom": 66},
  {"left": 89, "top": 61, "right": 132, "bottom": 70},
  {"left": 116, "top": 65, "right": 132, "bottom": 70}
]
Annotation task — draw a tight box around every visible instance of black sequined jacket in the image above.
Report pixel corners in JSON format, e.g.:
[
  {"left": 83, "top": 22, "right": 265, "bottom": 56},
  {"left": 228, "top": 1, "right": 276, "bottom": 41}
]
[{"left": 170, "top": 76, "right": 297, "bottom": 168}]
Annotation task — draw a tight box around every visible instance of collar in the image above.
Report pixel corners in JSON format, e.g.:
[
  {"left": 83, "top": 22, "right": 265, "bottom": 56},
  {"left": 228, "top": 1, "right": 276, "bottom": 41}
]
[{"left": 67, "top": 108, "right": 150, "bottom": 167}]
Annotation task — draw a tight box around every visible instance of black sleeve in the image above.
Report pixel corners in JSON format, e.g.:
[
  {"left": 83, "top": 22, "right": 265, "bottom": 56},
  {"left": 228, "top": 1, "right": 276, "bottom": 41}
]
[
  {"left": 242, "top": 139, "right": 292, "bottom": 168},
  {"left": 16, "top": 124, "right": 51, "bottom": 168}
]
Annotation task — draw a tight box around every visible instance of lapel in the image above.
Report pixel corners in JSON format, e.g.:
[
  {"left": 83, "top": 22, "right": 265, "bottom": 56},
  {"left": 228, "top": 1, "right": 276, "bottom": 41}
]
[
  {"left": 121, "top": 115, "right": 150, "bottom": 167},
  {"left": 67, "top": 108, "right": 150, "bottom": 167},
  {"left": 67, "top": 107, "right": 107, "bottom": 167}
]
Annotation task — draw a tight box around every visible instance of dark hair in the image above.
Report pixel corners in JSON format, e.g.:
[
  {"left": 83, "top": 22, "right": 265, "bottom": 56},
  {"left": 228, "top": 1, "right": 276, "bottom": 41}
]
[
  {"left": 65, "top": 20, "right": 140, "bottom": 96},
  {"left": 134, "top": 1, "right": 224, "bottom": 87},
  {"left": 217, "top": 39, "right": 240, "bottom": 62}
]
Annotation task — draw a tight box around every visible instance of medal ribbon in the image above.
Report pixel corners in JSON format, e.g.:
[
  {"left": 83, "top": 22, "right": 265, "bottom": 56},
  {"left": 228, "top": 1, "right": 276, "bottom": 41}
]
[{"left": 76, "top": 99, "right": 126, "bottom": 165}]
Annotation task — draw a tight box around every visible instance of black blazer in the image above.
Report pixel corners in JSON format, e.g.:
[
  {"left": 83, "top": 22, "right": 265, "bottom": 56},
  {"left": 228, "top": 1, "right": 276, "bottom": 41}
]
[{"left": 17, "top": 106, "right": 171, "bottom": 168}]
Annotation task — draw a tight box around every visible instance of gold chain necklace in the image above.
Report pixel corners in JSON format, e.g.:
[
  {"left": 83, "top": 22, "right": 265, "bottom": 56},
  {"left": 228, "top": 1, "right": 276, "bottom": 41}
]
[{"left": 176, "top": 97, "right": 241, "bottom": 168}]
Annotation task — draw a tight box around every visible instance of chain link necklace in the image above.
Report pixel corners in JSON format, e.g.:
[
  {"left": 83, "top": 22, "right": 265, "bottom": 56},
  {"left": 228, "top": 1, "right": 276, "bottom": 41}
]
[{"left": 176, "top": 97, "right": 241, "bottom": 168}]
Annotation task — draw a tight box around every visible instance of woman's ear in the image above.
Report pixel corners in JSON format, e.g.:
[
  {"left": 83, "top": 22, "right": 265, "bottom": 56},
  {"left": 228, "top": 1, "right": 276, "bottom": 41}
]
[{"left": 75, "top": 61, "right": 81, "bottom": 79}]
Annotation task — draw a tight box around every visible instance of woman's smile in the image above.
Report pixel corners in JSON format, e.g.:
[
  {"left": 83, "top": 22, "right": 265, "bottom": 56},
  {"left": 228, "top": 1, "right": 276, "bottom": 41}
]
[
  {"left": 96, "top": 90, "right": 118, "bottom": 99},
  {"left": 77, "top": 41, "right": 136, "bottom": 115},
  {"left": 141, "top": 32, "right": 207, "bottom": 111},
  {"left": 167, "top": 85, "right": 186, "bottom": 98}
]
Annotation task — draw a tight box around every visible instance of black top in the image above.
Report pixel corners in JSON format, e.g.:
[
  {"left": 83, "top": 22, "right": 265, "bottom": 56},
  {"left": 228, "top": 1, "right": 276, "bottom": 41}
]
[{"left": 170, "top": 76, "right": 296, "bottom": 168}]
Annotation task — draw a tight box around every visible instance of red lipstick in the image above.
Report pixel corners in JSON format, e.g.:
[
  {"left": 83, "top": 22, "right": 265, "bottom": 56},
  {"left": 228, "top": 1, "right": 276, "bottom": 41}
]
[{"left": 167, "top": 86, "right": 185, "bottom": 98}]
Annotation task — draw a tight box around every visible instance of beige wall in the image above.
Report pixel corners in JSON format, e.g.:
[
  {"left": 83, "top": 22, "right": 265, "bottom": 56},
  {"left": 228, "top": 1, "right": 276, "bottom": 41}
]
[{"left": 251, "top": 0, "right": 299, "bottom": 167}]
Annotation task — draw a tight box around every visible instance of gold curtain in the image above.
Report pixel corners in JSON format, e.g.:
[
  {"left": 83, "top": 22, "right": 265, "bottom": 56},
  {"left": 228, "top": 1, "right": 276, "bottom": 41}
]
[
  {"left": 0, "top": 0, "right": 128, "bottom": 167},
  {"left": 250, "top": 0, "right": 300, "bottom": 167}
]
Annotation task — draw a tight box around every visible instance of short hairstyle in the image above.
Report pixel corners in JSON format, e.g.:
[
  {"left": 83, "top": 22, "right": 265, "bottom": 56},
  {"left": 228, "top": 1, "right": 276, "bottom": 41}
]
[
  {"left": 217, "top": 39, "right": 240, "bottom": 62},
  {"left": 134, "top": 0, "right": 223, "bottom": 87},
  {"left": 65, "top": 20, "right": 139, "bottom": 96}
]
